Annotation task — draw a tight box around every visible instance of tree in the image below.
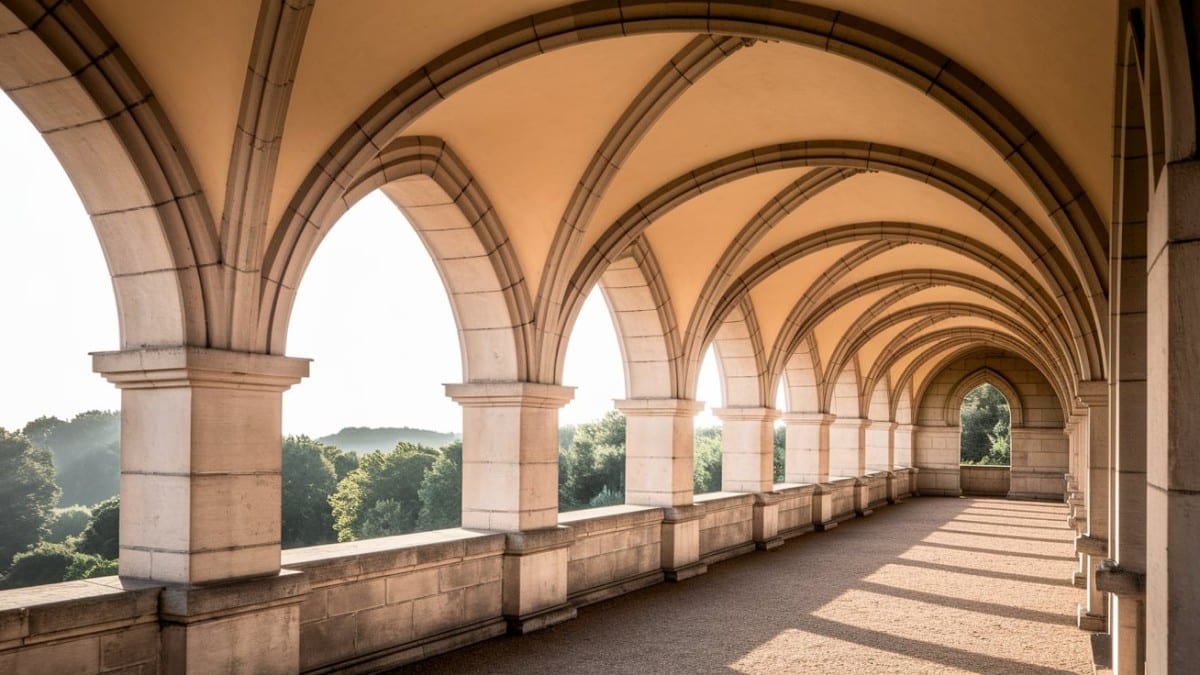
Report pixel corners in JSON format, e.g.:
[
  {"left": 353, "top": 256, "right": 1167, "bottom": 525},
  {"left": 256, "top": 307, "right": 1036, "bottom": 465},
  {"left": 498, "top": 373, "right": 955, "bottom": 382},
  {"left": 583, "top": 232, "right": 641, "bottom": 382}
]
[
  {"left": 77, "top": 495, "right": 119, "bottom": 559},
  {"left": 46, "top": 506, "right": 92, "bottom": 543},
  {"left": 960, "top": 384, "right": 1011, "bottom": 465},
  {"left": 24, "top": 411, "right": 120, "bottom": 507},
  {"left": 693, "top": 426, "right": 723, "bottom": 494},
  {"left": 417, "top": 440, "right": 462, "bottom": 530},
  {"left": 329, "top": 442, "right": 438, "bottom": 541},
  {"left": 282, "top": 436, "right": 339, "bottom": 548},
  {"left": 774, "top": 425, "right": 786, "bottom": 483},
  {"left": 0, "top": 542, "right": 116, "bottom": 589},
  {"left": 0, "top": 429, "right": 60, "bottom": 570},
  {"left": 558, "top": 412, "right": 625, "bottom": 511},
  {"left": 56, "top": 441, "right": 118, "bottom": 507},
  {"left": 320, "top": 443, "right": 359, "bottom": 482}
]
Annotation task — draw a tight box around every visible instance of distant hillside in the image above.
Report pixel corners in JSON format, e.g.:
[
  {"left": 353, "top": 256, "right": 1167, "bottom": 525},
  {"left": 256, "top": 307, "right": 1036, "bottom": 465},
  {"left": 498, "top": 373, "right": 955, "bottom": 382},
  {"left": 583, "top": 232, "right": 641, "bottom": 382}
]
[{"left": 318, "top": 426, "right": 460, "bottom": 454}]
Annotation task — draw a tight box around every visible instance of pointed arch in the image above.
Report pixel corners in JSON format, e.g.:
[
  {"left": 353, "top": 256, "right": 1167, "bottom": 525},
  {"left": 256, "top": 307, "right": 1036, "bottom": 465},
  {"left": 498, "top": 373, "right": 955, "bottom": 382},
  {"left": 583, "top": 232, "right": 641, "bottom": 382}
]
[
  {"left": 261, "top": 136, "right": 532, "bottom": 381},
  {"left": 0, "top": 0, "right": 217, "bottom": 348},
  {"left": 782, "top": 334, "right": 823, "bottom": 413},
  {"left": 943, "top": 367, "right": 1025, "bottom": 428},
  {"left": 709, "top": 297, "right": 769, "bottom": 407},
  {"left": 597, "top": 237, "right": 682, "bottom": 399}
]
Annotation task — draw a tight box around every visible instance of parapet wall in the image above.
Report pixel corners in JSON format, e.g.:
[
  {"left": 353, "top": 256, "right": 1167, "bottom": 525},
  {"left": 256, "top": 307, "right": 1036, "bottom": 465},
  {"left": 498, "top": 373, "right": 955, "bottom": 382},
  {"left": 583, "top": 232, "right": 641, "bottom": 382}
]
[{"left": 0, "top": 468, "right": 919, "bottom": 674}]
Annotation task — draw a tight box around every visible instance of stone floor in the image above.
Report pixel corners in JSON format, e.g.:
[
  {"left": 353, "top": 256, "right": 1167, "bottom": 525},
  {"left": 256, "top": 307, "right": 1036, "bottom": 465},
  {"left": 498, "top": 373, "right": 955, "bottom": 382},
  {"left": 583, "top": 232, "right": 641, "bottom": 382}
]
[{"left": 400, "top": 497, "right": 1092, "bottom": 674}]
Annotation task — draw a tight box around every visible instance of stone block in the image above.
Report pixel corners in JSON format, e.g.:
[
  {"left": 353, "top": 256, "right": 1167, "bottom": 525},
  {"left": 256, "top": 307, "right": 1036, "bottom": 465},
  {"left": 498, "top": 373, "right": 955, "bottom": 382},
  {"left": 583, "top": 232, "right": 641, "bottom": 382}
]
[
  {"left": 414, "top": 589, "right": 465, "bottom": 639},
  {"left": 326, "top": 579, "right": 385, "bottom": 616},
  {"left": 100, "top": 623, "right": 160, "bottom": 670},
  {"left": 355, "top": 601, "right": 414, "bottom": 654},
  {"left": 386, "top": 568, "right": 440, "bottom": 605},
  {"left": 463, "top": 580, "right": 502, "bottom": 622},
  {"left": 299, "top": 613, "right": 356, "bottom": 671}
]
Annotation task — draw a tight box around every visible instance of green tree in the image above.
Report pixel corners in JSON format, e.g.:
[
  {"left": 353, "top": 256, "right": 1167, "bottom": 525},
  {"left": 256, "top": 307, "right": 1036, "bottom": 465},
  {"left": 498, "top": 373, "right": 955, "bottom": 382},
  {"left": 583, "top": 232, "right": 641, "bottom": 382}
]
[
  {"left": 46, "top": 506, "right": 92, "bottom": 543},
  {"left": 959, "top": 384, "right": 1011, "bottom": 465},
  {"left": 320, "top": 444, "right": 359, "bottom": 482},
  {"left": 282, "top": 436, "right": 339, "bottom": 548},
  {"left": 329, "top": 442, "right": 438, "bottom": 541},
  {"left": 693, "top": 426, "right": 723, "bottom": 494},
  {"left": 24, "top": 411, "right": 120, "bottom": 507},
  {"left": 56, "top": 441, "right": 118, "bottom": 507},
  {"left": 558, "top": 412, "right": 625, "bottom": 512},
  {"left": 773, "top": 424, "right": 786, "bottom": 483},
  {"left": 417, "top": 440, "right": 462, "bottom": 530},
  {"left": 77, "top": 495, "right": 119, "bottom": 559},
  {"left": 0, "top": 429, "right": 61, "bottom": 570},
  {"left": 0, "top": 542, "right": 116, "bottom": 589}
]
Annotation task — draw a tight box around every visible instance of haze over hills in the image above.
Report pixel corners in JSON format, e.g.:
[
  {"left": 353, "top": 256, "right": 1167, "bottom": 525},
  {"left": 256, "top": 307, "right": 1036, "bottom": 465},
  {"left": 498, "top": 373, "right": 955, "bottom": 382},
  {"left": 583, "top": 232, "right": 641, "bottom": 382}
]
[{"left": 316, "top": 426, "right": 461, "bottom": 453}]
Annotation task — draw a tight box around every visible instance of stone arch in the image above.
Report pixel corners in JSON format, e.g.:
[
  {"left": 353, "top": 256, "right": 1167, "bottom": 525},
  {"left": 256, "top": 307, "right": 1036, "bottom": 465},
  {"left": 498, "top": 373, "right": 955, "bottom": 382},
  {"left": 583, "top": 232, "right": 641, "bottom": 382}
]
[
  {"left": 1145, "top": 0, "right": 1197, "bottom": 164},
  {"left": 709, "top": 298, "right": 769, "bottom": 407},
  {"left": 0, "top": 1, "right": 216, "bottom": 349},
  {"left": 261, "top": 136, "right": 531, "bottom": 382},
  {"left": 782, "top": 335, "right": 823, "bottom": 413},
  {"left": 274, "top": 3, "right": 1109, "bottom": 385},
  {"left": 573, "top": 143, "right": 1104, "bottom": 385},
  {"left": 596, "top": 237, "right": 682, "bottom": 399},
  {"left": 715, "top": 221, "right": 1078, "bottom": 371},
  {"left": 943, "top": 367, "right": 1025, "bottom": 428},
  {"left": 828, "top": 357, "right": 862, "bottom": 418},
  {"left": 867, "top": 377, "right": 891, "bottom": 422}
]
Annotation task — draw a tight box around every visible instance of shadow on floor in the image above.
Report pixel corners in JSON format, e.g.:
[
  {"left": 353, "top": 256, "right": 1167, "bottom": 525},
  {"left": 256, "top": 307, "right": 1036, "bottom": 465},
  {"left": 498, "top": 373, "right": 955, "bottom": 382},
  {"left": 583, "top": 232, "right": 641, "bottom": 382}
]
[{"left": 395, "top": 497, "right": 1091, "bottom": 674}]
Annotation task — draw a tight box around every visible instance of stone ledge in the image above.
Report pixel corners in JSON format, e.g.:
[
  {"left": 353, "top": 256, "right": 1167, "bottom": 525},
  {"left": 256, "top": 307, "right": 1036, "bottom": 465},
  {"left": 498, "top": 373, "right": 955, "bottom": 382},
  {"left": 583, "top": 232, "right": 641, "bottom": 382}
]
[
  {"left": 0, "top": 577, "right": 161, "bottom": 646},
  {"left": 694, "top": 492, "right": 758, "bottom": 509},
  {"left": 1095, "top": 560, "right": 1145, "bottom": 598},
  {"left": 305, "top": 617, "right": 507, "bottom": 675},
  {"left": 1075, "top": 535, "right": 1108, "bottom": 558},
  {"left": 506, "top": 602, "right": 576, "bottom": 635},
  {"left": 661, "top": 503, "right": 705, "bottom": 524},
  {"left": 282, "top": 529, "right": 506, "bottom": 586},
  {"left": 557, "top": 504, "right": 664, "bottom": 533},
  {"left": 160, "top": 570, "right": 308, "bottom": 623},
  {"left": 505, "top": 526, "right": 574, "bottom": 555},
  {"left": 664, "top": 561, "right": 707, "bottom": 582}
]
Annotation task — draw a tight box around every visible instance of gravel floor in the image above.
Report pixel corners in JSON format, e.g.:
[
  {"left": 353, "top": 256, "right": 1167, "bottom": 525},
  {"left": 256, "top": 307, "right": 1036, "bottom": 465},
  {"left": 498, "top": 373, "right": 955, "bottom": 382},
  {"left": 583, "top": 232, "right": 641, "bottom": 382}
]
[{"left": 399, "top": 497, "right": 1092, "bottom": 674}]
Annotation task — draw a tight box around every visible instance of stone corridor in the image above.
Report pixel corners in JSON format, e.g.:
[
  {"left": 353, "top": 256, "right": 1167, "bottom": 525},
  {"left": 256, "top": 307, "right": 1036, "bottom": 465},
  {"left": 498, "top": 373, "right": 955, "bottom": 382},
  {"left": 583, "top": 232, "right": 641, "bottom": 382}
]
[{"left": 404, "top": 498, "right": 1090, "bottom": 674}]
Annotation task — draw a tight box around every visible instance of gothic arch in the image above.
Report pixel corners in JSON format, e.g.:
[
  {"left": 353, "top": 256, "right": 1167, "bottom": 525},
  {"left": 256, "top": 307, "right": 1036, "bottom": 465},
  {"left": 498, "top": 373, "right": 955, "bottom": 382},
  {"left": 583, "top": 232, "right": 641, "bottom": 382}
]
[
  {"left": 261, "top": 136, "right": 531, "bottom": 381},
  {"left": 942, "top": 367, "right": 1025, "bottom": 428},
  {"left": 0, "top": 0, "right": 215, "bottom": 349}
]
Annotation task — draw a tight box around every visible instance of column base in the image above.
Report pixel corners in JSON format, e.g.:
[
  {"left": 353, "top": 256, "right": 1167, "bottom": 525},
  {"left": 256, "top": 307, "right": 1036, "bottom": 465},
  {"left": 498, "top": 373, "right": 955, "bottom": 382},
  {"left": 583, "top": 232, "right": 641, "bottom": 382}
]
[
  {"left": 753, "top": 492, "right": 783, "bottom": 550},
  {"left": 755, "top": 536, "right": 784, "bottom": 551},
  {"left": 665, "top": 561, "right": 709, "bottom": 582},
  {"left": 813, "top": 484, "right": 838, "bottom": 531},
  {"left": 1073, "top": 572, "right": 1087, "bottom": 588},
  {"left": 1077, "top": 606, "right": 1107, "bottom": 632},
  {"left": 502, "top": 527, "right": 573, "bottom": 635},
  {"left": 854, "top": 479, "right": 874, "bottom": 517},
  {"left": 662, "top": 505, "right": 706, "bottom": 582},
  {"left": 506, "top": 603, "right": 577, "bottom": 635},
  {"left": 160, "top": 571, "right": 308, "bottom": 674}
]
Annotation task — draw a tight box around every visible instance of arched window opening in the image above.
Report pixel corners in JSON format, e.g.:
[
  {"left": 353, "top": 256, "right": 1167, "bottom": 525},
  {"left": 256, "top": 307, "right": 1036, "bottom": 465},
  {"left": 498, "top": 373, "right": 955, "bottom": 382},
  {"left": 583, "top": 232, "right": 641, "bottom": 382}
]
[
  {"left": 694, "top": 346, "right": 723, "bottom": 494},
  {"left": 959, "top": 383, "right": 1011, "bottom": 466},
  {"left": 773, "top": 378, "right": 786, "bottom": 484},
  {"left": 558, "top": 287, "right": 627, "bottom": 512},
  {"left": 282, "top": 191, "right": 463, "bottom": 547},
  {"left": 0, "top": 93, "right": 120, "bottom": 589}
]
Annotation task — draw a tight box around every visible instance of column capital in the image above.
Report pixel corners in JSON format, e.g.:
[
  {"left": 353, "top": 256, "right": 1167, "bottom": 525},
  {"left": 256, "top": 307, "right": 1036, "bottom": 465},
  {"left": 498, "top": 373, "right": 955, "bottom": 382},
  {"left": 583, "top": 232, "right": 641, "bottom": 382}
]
[
  {"left": 829, "top": 416, "right": 869, "bottom": 428},
  {"left": 615, "top": 398, "right": 704, "bottom": 417},
  {"left": 93, "top": 347, "right": 309, "bottom": 391},
  {"left": 781, "top": 412, "right": 835, "bottom": 424},
  {"left": 712, "top": 407, "right": 780, "bottom": 423},
  {"left": 1075, "top": 380, "right": 1108, "bottom": 407},
  {"left": 445, "top": 382, "right": 574, "bottom": 409}
]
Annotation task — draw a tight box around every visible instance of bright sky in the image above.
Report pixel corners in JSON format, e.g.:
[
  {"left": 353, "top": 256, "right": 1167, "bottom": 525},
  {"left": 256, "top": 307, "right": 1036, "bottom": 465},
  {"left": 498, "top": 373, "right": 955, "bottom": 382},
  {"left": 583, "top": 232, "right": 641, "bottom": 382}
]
[{"left": 0, "top": 92, "right": 726, "bottom": 436}]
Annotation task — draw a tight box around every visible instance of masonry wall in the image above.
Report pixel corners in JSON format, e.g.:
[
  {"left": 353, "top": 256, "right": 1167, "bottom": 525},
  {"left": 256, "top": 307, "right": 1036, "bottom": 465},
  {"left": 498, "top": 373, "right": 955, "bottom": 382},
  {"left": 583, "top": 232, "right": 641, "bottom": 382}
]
[
  {"left": 915, "top": 349, "right": 1067, "bottom": 500},
  {"left": 0, "top": 469, "right": 920, "bottom": 674}
]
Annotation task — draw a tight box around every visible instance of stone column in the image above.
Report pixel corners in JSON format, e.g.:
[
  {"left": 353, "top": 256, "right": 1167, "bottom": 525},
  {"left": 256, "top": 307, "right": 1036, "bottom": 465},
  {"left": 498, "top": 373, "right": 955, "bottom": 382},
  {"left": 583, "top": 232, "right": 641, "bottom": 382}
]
[
  {"left": 893, "top": 423, "right": 914, "bottom": 467},
  {"left": 828, "top": 417, "right": 867, "bottom": 478},
  {"left": 1076, "top": 381, "right": 1109, "bottom": 632},
  {"left": 446, "top": 382, "right": 576, "bottom": 633},
  {"left": 1145, "top": 160, "right": 1200, "bottom": 672},
  {"left": 94, "top": 347, "right": 310, "bottom": 674},
  {"left": 865, "top": 420, "right": 897, "bottom": 472},
  {"left": 615, "top": 399, "right": 707, "bottom": 582},
  {"left": 714, "top": 407, "right": 779, "bottom": 493},
  {"left": 782, "top": 412, "right": 833, "bottom": 483}
]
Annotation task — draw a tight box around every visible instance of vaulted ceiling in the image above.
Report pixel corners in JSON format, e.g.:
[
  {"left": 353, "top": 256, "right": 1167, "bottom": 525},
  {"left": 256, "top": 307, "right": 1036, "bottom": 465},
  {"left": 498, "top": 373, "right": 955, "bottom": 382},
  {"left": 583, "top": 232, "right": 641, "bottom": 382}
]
[{"left": 9, "top": 0, "right": 1118, "bottom": 416}]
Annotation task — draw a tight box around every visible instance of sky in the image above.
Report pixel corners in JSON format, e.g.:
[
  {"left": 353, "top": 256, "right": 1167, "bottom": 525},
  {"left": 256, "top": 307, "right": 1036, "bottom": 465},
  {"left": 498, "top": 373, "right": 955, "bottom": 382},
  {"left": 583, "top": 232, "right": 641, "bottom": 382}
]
[{"left": 0, "top": 92, "right": 726, "bottom": 436}]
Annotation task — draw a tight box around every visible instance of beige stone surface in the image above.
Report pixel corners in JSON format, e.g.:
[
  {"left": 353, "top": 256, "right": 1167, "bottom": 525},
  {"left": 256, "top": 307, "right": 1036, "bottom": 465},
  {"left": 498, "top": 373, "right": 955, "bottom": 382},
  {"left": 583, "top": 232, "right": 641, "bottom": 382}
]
[{"left": 403, "top": 498, "right": 1090, "bottom": 674}]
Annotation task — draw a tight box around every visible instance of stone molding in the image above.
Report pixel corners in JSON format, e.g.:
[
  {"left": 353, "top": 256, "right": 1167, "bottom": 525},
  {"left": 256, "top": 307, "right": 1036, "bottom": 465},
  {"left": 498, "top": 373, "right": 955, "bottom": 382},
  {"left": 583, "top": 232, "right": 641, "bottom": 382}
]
[
  {"left": 1075, "top": 534, "right": 1109, "bottom": 558},
  {"left": 712, "top": 407, "right": 781, "bottom": 423},
  {"left": 782, "top": 412, "right": 835, "bottom": 425},
  {"left": 1095, "top": 560, "right": 1146, "bottom": 599},
  {"left": 93, "top": 347, "right": 309, "bottom": 391},
  {"left": 503, "top": 527, "right": 575, "bottom": 557},
  {"left": 444, "top": 382, "right": 574, "bottom": 409},
  {"left": 159, "top": 570, "right": 309, "bottom": 624},
  {"left": 614, "top": 398, "right": 704, "bottom": 417}
]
